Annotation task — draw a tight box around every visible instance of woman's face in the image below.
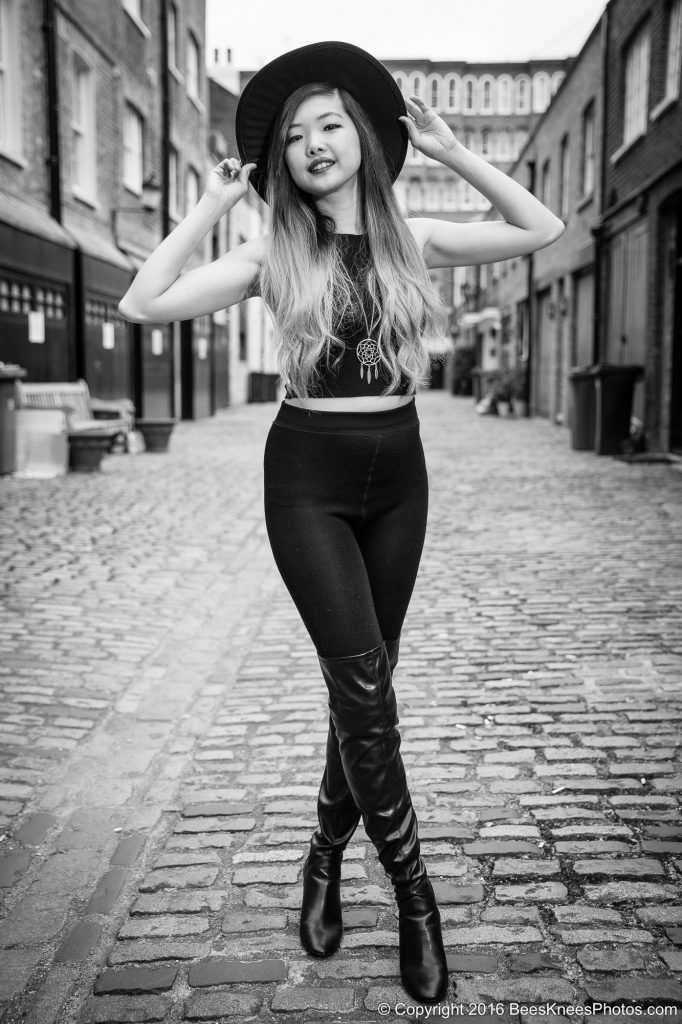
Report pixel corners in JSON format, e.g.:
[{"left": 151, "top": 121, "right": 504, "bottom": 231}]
[{"left": 283, "top": 90, "right": 362, "bottom": 197}]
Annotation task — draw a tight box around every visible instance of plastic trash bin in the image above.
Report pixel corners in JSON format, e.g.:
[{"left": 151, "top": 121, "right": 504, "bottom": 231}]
[
  {"left": 594, "top": 363, "right": 644, "bottom": 456},
  {"left": 568, "top": 365, "right": 597, "bottom": 451},
  {"left": 0, "top": 363, "right": 27, "bottom": 474},
  {"left": 569, "top": 363, "right": 644, "bottom": 455}
]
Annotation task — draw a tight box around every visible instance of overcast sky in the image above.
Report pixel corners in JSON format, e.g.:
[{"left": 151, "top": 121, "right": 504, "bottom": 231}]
[{"left": 206, "top": 0, "right": 608, "bottom": 69}]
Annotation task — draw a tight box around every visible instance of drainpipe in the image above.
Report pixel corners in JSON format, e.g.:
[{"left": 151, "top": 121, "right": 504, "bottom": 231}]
[
  {"left": 525, "top": 159, "right": 536, "bottom": 415},
  {"left": 592, "top": 7, "right": 609, "bottom": 365},
  {"left": 159, "top": 0, "right": 179, "bottom": 419},
  {"left": 42, "top": 0, "right": 61, "bottom": 224}
]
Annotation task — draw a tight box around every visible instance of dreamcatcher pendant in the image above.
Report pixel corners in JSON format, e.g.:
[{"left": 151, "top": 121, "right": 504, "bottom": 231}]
[{"left": 356, "top": 338, "right": 381, "bottom": 382}]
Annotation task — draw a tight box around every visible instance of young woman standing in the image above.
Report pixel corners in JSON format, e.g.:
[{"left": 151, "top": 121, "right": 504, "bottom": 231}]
[{"left": 119, "top": 41, "right": 563, "bottom": 1005}]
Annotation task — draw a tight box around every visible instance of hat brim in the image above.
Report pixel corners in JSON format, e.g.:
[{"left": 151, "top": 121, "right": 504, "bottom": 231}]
[{"left": 235, "top": 41, "right": 407, "bottom": 202}]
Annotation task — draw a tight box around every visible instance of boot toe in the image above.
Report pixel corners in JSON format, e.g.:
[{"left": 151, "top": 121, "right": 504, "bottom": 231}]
[{"left": 299, "top": 917, "right": 342, "bottom": 958}]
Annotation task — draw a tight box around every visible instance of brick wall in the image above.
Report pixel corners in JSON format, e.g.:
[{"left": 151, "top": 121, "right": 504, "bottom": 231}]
[{"left": 603, "top": 0, "right": 682, "bottom": 213}]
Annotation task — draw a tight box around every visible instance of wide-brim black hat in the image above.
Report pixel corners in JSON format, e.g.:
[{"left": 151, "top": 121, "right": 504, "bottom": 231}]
[{"left": 235, "top": 40, "right": 407, "bottom": 202}]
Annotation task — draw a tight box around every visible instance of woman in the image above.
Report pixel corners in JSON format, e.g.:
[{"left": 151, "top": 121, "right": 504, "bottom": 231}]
[{"left": 119, "top": 41, "right": 563, "bottom": 1005}]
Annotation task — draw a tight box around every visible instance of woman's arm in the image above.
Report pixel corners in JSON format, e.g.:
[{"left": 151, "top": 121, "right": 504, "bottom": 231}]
[
  {"left": 118, "top": 157, "right": 263, "bottom": 323},
  {"left": 400, "top": 97, "right": 565, "bottom": 269}
]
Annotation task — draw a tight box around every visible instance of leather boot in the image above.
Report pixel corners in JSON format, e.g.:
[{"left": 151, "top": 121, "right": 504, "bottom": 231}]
[
  {"left": 318, "top": 643, "right": 450, "bottom": 1004},
  {"left": 299, "top": 638, "right": 401, "bottom": 957}
]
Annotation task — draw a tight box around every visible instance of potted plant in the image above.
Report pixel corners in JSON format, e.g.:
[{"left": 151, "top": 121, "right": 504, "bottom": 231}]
[
  {"left": 135, "top": 418, "right": 177, "bottom": 453},
  {"left": 510, "top": 363, "right": 529, "bottom": 418},
  {"left": 492, "top": 368, "right": 514, "bottom": 418}
]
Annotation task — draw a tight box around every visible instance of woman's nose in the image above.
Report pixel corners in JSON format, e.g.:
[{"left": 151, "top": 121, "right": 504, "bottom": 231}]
[{"left": 307, "top": 135, "right": 326, "bottom": 156}]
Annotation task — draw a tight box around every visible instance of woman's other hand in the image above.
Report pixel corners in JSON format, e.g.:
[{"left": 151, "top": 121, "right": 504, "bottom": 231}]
[
  {"left": 204, "top": 157, "right": 257, "bottom": 212},
  {"left": 398, "top": 96, "right": 459, "bottom": 162}
]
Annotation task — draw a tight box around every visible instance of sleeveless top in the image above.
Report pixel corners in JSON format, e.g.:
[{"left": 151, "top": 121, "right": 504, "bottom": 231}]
[{"left": 283, "top": 233, "right": 413, "bottom": 399}]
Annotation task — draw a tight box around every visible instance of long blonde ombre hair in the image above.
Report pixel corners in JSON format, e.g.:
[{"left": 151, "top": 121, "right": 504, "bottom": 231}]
[{"left": 259, "top": 83, "right": 447, "bottom": 398}]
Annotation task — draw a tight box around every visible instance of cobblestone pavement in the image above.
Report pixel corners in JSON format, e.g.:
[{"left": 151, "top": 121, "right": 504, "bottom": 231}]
[{"left": 1, "top": 391, "right": 681, "bottom": 1024}]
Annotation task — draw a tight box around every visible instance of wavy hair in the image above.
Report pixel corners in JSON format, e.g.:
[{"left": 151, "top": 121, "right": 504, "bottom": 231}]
[{"left": 259, "top": 83, "right": 446, "bottom": 398}]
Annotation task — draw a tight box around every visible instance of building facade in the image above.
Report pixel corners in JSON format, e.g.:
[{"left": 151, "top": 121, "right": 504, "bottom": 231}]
[
  {"left": 209, "top": 52, "right": 278, "bottom": 406},
  {"left": 381, "top": 57, "right": 572, "bottom": 385},
  {"left": 599, "top": 0, "right": 682, "bottom": 452},
  {"left": 462, "top": 0, "right": 682, "bottom": 454},
  {"left": 0, "top": 0, "right": 224, "bottom": 420}
]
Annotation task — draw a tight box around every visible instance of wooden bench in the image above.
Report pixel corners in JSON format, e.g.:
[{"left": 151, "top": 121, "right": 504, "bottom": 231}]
[{"left": 15, "top": 379, "right": 135, "bottom": 440}]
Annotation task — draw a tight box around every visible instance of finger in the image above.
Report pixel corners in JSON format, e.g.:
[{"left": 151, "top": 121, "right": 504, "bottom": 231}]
[
  {"left": 409, "top": 95, "right": 428, "bottom": 110},
  {"left": 239, "top": 162, "right": 257, "bottom": 183}
]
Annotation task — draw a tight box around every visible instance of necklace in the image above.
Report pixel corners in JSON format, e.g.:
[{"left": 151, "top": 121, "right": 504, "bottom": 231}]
[{"left": 344, "top": 264, "right": 382, "bottom": 383}]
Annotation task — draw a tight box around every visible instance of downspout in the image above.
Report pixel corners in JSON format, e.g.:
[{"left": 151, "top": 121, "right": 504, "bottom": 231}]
[
  {"left": 592, "top": 7, "right": 609, "bottom": 364},
  {"left": 159, "top": 0, "right": 179, "bottom": 418},
  {"left": 525, "top": 159, "right": 536, "bottom": 415},
  {"left": 42, "top": 0, "right": 61, "bottom": 223}
]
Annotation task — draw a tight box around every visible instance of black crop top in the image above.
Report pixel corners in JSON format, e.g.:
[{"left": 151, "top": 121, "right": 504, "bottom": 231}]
[{"left": 283, "top": 234, "right": 413, "bottom": 399}]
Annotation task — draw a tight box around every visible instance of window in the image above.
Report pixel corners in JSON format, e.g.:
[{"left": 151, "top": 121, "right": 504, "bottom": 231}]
[
  {"left": 498, "top": 76, "right": 512, "bottom": 114},
  {"left": 516, "top": 76, "right": 530, "bottom": 113},
  {"left": 665, "top": 0, "right": 682, "bottom": 100},
  {"left": 0, "top": 0, "right": 21, "bottom": 158},
  {"left": 187, "top": 31, "right": 200, "bottom": 101},
  {"left": 532, "top": 73, "right": 550, "bottom": 112},
  {"left": 71, "top": 55, "right": 96, "bottom": 201},
  {"left": 411, "top": 74, "right": 422, "bottom": 98},
  {"left": 168, "top": 145, "right": 179, "bottom": 216},
  {"left": 481, "top": 129, "right": 491, "bottom": 156},
  {"left": 581, "top": 102, "right": 595, "bottom": 196},
  {"left": 186, "top": 166, "right": 200, "bottom": 214},
  {"left": 446, "top": 75, "right": 459, "bottom": 111},
  {"left": 481, "top": 78, "right": 493, "bottom": 112},
  {"left": 558, "top": 134, "right": 570, "bottom": 219},
  {"left": 394, "top": 73, "right": 404, "bottom": 92},
  {"left": 429, "top": 78, "right": 439, "bottom": 108},
  {"left": 123, "top": 104, "right": 143, "bottom": 193},
  {"left": 540, "top": 158, "right": 551, "bottom": 207},
  {"left": 623, "top": 23, "right": 650, "bottom": 144},
  {"left": 464, "top": 128, "right": 475, "bottom": 152},
  {"left": 167, "top": 2, "right": 179, "bottom": 71},
  {"left": 497, "top": 129, "right": 511, "bottom": 160},
  {"left": 463, "top": 77, "right": 475, "bottom": 112}
]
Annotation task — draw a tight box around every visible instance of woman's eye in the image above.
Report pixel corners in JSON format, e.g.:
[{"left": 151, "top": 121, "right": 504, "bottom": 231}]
[
  {"left": 286, "top": 135, "right": 302, "bottom": 146},
  {"left": 324, "top": 123, "right": 341, "bottom": 131}
]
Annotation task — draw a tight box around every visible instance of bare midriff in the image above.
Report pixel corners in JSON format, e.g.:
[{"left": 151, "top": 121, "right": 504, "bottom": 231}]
[{"left": 284, "top": 395, "right": 414, "bottom": 412}]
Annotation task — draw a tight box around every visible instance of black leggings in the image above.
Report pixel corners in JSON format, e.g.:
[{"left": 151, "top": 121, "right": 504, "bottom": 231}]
[{"left": 263, "top": 399, "right": 429, "bottom": 659}]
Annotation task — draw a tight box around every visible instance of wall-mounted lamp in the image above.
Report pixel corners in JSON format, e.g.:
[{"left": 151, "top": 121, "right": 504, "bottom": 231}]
[{"left": 111, "top": 173, "right": 162, "bottom": 245}]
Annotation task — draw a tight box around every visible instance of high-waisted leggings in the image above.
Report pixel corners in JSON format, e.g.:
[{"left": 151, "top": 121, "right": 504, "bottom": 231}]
[{"left": 263, "top": 399, "right": 429, "bottom": 659}]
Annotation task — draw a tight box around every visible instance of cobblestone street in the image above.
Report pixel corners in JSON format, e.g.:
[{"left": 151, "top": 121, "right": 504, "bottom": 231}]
[{"left": 1, "top": 391, "right": 681, "bottom": 1024}]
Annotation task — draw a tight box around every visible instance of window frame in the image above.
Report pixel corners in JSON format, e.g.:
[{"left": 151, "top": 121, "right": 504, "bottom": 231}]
[
  {"left": 122, "top": 102, "right": 144, "bottom": 195},
  {"left": 0, "top": 0, "right": 23, "bottom": 163},
  {"left": 167, "top": 1, "right": 181, "bottom": 74},
  {"left": 186, "top": 30, "right": 201, "bottom": 103},
  {"left": 622, "top": 21, "right": 651, "bottom": 146},
  {"left": 558, "top": 133, "right": 570, "bottom": 220},
  {"left": 580, "top": 100, "right": 595, "bottom": 198},
  {"left": 71, "top": 52, "right": 97, "bottom": 205}
]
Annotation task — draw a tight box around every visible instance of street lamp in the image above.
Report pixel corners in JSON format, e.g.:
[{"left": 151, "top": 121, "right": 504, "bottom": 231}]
[{"left": 111, "top": 173, "right": 162, "bottom": 247}]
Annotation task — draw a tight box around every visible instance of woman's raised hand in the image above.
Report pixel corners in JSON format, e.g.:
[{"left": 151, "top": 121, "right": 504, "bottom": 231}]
[
  {"left": 398, "top": 96, "right": 459, "bottom": 162},
  {"left": 203, "top": 157, "right": 257, "bottom": 211}
]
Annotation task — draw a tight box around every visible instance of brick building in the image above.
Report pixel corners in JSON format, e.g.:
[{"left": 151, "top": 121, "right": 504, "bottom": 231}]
[
  {"left": 464, "top": 0, "right": 682, "bottom": 454},
  {"left": 209, "top": 50, "right": 277, "bottom": 406},
  {"left": 472, "top": 16, "right": 606, "bottom": 423},
  {"left": 598, "top": 0, "right": 682, "bottom": 451},
  {"left": 0, "top": 0, "right": 216, "bottom": 420}
]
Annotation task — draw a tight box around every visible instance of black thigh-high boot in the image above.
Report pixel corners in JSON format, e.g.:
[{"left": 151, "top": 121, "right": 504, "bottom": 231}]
[
  {"left": 318, "top": 642, "right": 450, "bottom": 1004},
  {"left": 300, "top": 639, "right": 401, "bottom": 957}
]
